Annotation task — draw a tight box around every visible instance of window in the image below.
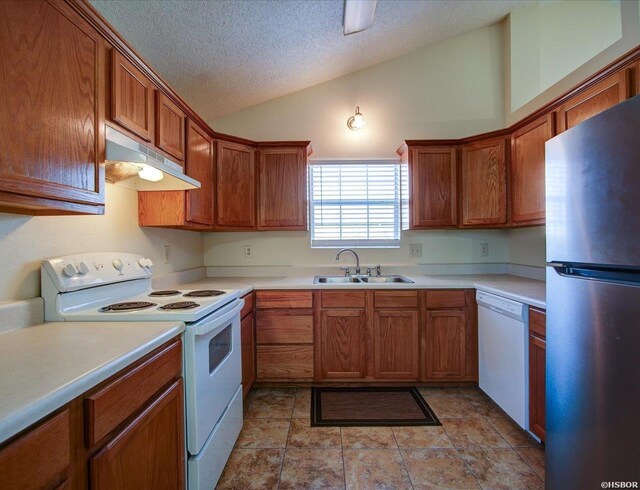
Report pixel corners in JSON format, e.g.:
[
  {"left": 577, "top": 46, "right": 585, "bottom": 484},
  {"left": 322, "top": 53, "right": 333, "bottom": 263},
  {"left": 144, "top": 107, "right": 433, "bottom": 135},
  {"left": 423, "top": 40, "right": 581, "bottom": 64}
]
[{"left": 310, "top": 160, "right": 401, "bottom": 248}]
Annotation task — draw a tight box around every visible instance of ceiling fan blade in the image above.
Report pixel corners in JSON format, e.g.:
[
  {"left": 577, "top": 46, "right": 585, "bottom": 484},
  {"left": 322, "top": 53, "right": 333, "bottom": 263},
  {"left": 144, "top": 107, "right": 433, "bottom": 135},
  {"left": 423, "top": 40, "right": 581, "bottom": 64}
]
[{"left": 343, "top": 0, "right": 378, "bottom": 35}]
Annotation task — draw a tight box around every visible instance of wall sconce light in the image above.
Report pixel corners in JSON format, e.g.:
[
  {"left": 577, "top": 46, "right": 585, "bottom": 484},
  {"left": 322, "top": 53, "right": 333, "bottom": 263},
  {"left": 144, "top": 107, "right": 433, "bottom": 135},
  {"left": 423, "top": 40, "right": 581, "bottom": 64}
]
[{"left": 347, "top": 106, "right": 365, "bottom": 130}]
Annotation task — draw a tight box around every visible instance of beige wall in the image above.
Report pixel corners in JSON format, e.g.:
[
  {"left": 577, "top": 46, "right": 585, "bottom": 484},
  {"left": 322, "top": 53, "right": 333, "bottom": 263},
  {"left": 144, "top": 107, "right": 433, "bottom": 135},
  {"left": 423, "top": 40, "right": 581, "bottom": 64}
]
[
  {"left": 507, "top": 227, "right": 546, "bottom": 268},
  {"left": 0, "top": 184, "right": 204, "bottom": 302}
]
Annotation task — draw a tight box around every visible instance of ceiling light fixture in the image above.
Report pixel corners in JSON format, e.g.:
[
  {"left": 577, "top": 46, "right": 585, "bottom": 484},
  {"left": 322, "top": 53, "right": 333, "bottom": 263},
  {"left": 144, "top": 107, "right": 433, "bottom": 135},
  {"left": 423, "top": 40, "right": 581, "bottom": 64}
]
[
  {"left": 347, "top": 106, "right": 365, "bottom": 130},
  {"left": 343, "top": 0, "right": 377, "bottom": 35}
]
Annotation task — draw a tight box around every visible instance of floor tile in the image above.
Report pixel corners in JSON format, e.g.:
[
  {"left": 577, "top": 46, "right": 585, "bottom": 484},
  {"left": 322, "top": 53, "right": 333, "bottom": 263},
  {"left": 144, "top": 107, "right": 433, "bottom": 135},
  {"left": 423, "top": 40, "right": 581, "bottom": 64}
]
[
  {"left": 392, "top": 426, "right": 454, "bottom": 449},
  {"left": 341, "top": 427, "right": 397, "bottom": 448},
  {"left": 516, "top": 446, "right": 546, "bottom": 480},
  {"left": 466, "top": 396, "right": 502, "bottom": 418},
  {"left": 459, "top": 447, "right": 544, "bottom": 489},
  {"left": 245, "top": 393, "right": 295, "bottom": 419},
  {"left": 419, "top": 387, "right": 463, "bottom": 397},
  {"left": 401, "top": 448, "right": 480, "bottom": 489},
  {"left": 235, "top": 418, "right": 290, "bottom": 448},
  {"left": 287, "top": 418, "right": 342, "bottom": 448},
  {"left": 217, "top": 448, "right": 284, "bottom": 489},
  {"left": 485, "top": 412, "right": 537, "bottom": 447},
  {"left": 442, "top": 418, "right": 509, "bottom": 448},
  {"left": 279, "top": 448, "right": 345, "bottom": 489},
  {"left": 428, "top": 395, "right": 483, "bottom": 419},
  {"left": 293, "top": 388, "right": 311, "bottom": 418},
  {"left": 343, "top": 449, "right": 412, "bottom": 490}
]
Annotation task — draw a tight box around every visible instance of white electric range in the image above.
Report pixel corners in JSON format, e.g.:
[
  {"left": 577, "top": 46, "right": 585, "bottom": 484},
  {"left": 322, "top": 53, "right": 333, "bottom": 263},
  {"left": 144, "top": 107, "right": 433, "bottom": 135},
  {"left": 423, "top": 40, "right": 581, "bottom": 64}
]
[{"left": 41, "top": 252, "right": 245, "bottom": 490}]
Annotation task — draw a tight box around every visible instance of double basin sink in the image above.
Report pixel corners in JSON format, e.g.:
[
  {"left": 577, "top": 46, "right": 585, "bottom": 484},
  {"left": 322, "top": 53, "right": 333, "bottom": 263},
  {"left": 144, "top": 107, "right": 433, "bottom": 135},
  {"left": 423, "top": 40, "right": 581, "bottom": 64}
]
[{"left": 313, "top": 275, "right": 414, "bottom": 284}]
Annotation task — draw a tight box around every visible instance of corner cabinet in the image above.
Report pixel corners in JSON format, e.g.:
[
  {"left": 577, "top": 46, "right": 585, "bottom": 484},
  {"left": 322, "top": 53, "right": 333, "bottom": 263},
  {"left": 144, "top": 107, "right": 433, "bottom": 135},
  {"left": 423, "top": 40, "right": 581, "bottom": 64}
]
[
  {"left": 216, "top": 140, "right": 257, "bottom": 229},
  {"left": 0, "top": 0, "right": 106, "bottom": 215}
]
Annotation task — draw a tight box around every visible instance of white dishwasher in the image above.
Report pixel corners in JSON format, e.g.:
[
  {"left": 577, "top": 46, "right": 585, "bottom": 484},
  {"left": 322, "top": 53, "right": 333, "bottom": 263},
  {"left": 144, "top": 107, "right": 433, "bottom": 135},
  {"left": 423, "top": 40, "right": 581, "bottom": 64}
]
[{"left": 476, "top": 290, "right": 529, "bottom": 430}]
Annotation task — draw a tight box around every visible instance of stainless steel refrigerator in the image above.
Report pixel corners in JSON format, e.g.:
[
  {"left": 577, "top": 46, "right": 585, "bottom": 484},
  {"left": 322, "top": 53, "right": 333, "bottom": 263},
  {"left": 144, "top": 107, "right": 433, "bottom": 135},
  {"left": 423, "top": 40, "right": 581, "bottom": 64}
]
[{"left": 546, "top": 95, "right": 640, "bottom": 488}]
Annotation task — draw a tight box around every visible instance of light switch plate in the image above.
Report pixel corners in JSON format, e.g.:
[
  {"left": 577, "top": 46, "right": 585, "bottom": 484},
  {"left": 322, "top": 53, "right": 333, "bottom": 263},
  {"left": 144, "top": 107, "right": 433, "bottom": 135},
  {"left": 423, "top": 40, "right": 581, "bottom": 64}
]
[{"left": 480, "top": 243, "right": 489, "bottom": 257}]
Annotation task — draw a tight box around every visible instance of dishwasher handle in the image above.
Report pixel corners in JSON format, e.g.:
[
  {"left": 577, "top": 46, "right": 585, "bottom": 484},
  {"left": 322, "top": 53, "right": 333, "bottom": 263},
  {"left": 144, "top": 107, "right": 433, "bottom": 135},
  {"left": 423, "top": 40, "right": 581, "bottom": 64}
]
[{"left": 476, "top": 290, "right": 527, "bottom": 322}]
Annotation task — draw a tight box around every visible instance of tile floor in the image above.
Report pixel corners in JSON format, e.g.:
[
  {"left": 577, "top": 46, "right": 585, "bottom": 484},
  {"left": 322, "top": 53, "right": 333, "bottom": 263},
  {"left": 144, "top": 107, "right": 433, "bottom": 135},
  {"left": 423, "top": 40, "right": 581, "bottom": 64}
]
[{"left": 217, "top": 386, "right": 545, "bottom": 489}]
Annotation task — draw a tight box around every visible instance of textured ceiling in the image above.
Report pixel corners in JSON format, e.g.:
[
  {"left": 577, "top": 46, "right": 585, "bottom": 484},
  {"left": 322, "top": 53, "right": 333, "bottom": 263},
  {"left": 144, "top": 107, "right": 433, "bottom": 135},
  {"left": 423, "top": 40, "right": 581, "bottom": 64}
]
[{"left": 91, "top": 0, "right": 535, "bottom": 120}]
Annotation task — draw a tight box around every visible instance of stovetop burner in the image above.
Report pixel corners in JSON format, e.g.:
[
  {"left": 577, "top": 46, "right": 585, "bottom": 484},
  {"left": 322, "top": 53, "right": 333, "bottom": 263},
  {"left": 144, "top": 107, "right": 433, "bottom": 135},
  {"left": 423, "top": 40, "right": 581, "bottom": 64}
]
[
  {"left": 183, "top": 290, "right": 226, "bottom": 298},
  {"left": 149, "top": 290, "right": 182, "bottom": 297},
  {"left": 99, "top": 301, "right": 157, "bottom": 312},
  {"left": 159, "top": 301, "right": 201, "bottom": 310}
]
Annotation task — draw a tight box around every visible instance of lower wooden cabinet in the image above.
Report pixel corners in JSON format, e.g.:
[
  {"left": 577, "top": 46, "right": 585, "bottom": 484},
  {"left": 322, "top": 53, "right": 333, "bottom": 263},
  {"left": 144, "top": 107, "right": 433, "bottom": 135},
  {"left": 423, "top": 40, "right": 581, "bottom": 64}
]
[
  {"left": 424, "top": 309, "right": 467, "bottom": 380},
  {"left": 373, "top": 310, "right": 419, "bottom": 380},
  {"left": 529, "top": 307, "right": 546, "bottom": 442},
  {"left": 319, "top": 309, "right": 367, "bottom": 379},
  {"left": 90, "top": 379, "right": 185, "bottom": 490},
  {"left": 241, "top": 311, "right": 256, "bottom": 399}
]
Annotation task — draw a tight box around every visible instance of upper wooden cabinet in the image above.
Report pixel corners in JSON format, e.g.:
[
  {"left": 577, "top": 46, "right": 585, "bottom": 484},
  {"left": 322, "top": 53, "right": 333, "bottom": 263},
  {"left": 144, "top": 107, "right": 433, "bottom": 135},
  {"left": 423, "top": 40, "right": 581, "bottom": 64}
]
[
  {"left": 111, "top": 50, "right": 155, "bottom": 142},
  {"left": 156, "top": 92, "right": 186, "bottom": 162},
  {"left": 216, "top": 140, "right": 257, "bottom": 229},
  {"left": 404, "top": 146, "right": 458, "bottom": 228},
  {"left": 556, "top": 71, "right": 629, "bottom": 132},
  {"left": 460, "top": 138, "right": 507, "bottom": 226},
  {"left": 258, "top": 146, "right": 309, "bottom": 230},
  {"left": 511, "top": 114, "right": 555, "bottom": 225},
  {"left": 185, "top": 120, "right": 214, "bottom": 226},
  {"left": 0, "top": 0, "right": 105, "bottom": 215}
]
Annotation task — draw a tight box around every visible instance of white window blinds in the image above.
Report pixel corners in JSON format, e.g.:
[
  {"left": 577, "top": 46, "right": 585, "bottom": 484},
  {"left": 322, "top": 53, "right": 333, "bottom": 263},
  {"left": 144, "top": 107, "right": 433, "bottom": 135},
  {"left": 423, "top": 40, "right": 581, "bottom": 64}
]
[{"left": 310, "top": 161, "right": 401, "bottom": 248}]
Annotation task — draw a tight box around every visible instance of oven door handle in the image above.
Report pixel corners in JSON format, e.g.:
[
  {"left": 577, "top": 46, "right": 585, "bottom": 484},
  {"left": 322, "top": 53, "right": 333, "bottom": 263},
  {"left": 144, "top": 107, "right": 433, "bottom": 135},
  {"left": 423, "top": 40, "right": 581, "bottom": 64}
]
[{"left": 192, "top": 299, "right": 244, "bottom": 337}]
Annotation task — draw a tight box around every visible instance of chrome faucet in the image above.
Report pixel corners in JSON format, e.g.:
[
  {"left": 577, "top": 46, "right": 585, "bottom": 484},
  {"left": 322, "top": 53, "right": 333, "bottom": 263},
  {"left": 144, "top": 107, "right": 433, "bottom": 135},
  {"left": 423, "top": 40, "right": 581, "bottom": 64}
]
[{"left": 335, "top": 248, "right": 361, "bottom": 275}]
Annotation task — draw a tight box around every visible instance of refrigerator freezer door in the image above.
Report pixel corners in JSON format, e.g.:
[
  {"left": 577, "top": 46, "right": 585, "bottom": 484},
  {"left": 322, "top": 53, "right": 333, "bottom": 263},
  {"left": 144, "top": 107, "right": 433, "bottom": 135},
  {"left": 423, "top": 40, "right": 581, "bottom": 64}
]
[
  {"left": 546, "top": 268, "right": 640, "bottom": 488},
  {"left": 546, "top": 95, "right": 640, "bottom": 267}
]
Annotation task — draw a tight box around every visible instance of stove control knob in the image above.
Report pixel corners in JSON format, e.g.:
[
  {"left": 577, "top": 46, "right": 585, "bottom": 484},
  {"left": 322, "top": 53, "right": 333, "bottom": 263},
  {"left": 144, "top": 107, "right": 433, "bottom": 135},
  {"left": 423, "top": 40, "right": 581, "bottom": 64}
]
[
  {"left": 77, "top": 262, "right": 90, "bottom": 275},
  {"left": 112, "top": 259, "right": 124, "bottom": 271},
  {"left": 62, "top": 263, "right": 79, "bottom": 277},
  {"left": 145, "top": 259, "right": 154, "bottom": 268}
]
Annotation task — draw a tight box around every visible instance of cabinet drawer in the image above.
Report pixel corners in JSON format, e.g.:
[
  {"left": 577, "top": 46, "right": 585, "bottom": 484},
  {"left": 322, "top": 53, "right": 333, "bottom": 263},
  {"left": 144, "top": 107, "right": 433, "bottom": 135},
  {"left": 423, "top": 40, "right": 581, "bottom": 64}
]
[
  {"left": 85, "top": 340, "right": 182, "bottom": 448},
  {"left": 256, "top": 345, "right": 314, "bottom": 379},
  {"left": 256, "top": 291, "right": 312, "bottom": 309},
  {"left": 425, "top": 290, "right": 466, "bottom": 309},
  {"left": 374, "top": 291, "right": 418, "bottom": 308},
  {"left": 0, "top": 410, "right": 70, "bottom": 490},
  {"left": 256, "top": 311, "right": 313, "bottom": 344},
  {"left": 529, "top": 307, "right": 546, "bottom": 338},
  {"left": 241, "top": 292, "right": 255, "bottom": 319},
  {"left": 321, "top": 291, "right": 366, "bottom": 308}
]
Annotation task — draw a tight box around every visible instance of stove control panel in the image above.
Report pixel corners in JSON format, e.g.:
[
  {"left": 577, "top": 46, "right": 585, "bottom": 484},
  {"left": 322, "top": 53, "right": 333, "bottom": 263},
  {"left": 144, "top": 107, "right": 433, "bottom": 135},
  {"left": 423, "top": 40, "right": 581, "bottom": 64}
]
[{"left": 42, "top": 253, "right": 154, "bottom": 292}]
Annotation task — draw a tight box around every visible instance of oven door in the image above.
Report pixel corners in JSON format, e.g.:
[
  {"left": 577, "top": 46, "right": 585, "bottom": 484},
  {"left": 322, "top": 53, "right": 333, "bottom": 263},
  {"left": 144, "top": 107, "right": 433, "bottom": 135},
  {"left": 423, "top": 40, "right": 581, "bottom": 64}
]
[{"left": 184, "top": 298, "right": 243, "bottom": 455}]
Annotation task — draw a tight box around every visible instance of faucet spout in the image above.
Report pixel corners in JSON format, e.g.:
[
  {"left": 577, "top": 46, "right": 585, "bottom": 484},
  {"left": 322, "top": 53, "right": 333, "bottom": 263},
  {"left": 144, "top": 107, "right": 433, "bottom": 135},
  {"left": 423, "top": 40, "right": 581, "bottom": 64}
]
[{"left": 335, "top": 248, "right": 361, "bottom": 275}]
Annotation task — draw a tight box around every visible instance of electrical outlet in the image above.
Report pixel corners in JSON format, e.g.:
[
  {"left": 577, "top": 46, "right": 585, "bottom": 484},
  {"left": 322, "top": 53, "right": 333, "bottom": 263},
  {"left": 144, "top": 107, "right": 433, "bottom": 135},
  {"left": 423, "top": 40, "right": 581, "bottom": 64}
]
[
  {"left": 480, "top": 243, "right": 489, "bottom": 257},
  {"left": 409, "top": 243, "right": 423, "bottom": 258},
  {"left": 244, "top": 245, "right": 254, "bottom": 259},
  {"left": 163, "top": 244, "right": 171, "bottom": 263}
]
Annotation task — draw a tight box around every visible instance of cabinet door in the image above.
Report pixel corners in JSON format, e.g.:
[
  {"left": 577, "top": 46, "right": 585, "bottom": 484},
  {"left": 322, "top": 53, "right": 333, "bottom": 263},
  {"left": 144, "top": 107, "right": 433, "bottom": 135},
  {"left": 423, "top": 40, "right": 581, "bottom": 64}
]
[
  {"left": 0, "top": 0, "right": 105, "bottom": 211},
  {"left": 156, "top": 92, "right": 186, "bottom": 161},
  {"left": 409, "top": 147, "right": 457, "bottom": 227},
  {"left": 241, "top": 312, "right": 255, "bottom": 398},
  {"left": 529, "top": 333, "right": 546, "bottom": 442},
  {"left": 185, "top": 119, "right": 214, "bottom": 226},
  {"left": 216, "top": 141, "right": 256, "bottom": 229},
  {"left": 111, "top": 50, "right": 154, "bottom": 142},
  {"left": 557, "top": 71, "right": 629, "bottom": 132},
  {"left": 373, "top": 310, "right": 419, "bottom": 380},
  {"left": 320, "top": 310, "right": 367, "bottom": 379},
  {"left": 258, "top": 147, "right": 307, "bottom": 230},
  {"left": 460, "top": 138, "right": 507, "bottom": 226},
  {"left": 511, "top": 114, "right": 554, "bottom": 225},
  {"left": 91, "top": 379, "right": 185, "bottom": 490},
  {"left": 424, "top": 309, "right": 466, "bottom": 380}
]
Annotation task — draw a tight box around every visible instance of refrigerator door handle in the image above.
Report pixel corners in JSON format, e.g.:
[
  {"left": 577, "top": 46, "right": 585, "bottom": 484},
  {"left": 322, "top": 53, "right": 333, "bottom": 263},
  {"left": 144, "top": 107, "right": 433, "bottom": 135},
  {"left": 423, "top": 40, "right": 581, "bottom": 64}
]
[{"left": 549, "top": 262, "right": 640, "bottom": 287}]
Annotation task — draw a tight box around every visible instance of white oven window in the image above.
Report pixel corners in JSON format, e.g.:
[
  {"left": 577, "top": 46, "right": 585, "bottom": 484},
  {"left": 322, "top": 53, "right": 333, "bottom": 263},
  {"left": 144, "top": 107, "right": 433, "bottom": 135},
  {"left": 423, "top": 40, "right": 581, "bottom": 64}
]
[{"left": 209, "top": 325, "right": 232, "bottom": 373}]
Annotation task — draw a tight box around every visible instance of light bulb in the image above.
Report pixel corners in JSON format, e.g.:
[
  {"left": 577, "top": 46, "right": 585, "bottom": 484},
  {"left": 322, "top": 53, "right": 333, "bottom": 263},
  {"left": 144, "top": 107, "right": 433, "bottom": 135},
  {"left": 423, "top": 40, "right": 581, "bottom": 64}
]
[
  {"left": 353, "top": 112, "right": 364, "bottom": 129},
  {"left": 138, "top": 164, "right": 164, "bottom": 182}
]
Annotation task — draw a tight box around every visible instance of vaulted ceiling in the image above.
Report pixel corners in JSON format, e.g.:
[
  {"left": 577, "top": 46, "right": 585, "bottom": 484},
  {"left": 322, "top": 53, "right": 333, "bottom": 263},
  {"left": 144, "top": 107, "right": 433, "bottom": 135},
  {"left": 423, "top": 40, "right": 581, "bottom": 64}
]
[{"left": 91, "top": 0, "right": 535, "bottom": 120}]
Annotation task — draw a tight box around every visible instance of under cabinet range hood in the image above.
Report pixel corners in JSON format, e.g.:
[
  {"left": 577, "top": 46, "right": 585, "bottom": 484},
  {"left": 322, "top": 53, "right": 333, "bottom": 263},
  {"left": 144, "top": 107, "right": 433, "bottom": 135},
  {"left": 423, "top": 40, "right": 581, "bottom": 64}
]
[{"left": 105, "top": 126, "right": 201, "bottom": 191}]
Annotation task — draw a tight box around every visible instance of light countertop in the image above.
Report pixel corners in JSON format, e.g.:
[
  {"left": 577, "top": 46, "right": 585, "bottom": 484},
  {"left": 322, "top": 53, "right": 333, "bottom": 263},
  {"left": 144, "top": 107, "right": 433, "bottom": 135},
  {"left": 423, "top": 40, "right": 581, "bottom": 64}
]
[
  {"left": 177, "top": 273, "right": 546, "bottom": 309},
  {"left": 0, "top": 321, "right": 184, "bottom": 444}
]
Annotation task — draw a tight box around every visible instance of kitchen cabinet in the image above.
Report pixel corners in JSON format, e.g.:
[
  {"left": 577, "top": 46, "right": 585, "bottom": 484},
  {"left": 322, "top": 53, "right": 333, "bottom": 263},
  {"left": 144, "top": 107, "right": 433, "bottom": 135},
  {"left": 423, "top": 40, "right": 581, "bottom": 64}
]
[
  {"left": 529, "top": 307, "right": 546, "bottom": 442},
  {"left": 460, "top": 138, "right": 508, "bottom": 227},
  {"left": 0, "top": 0, "right": 105, "bottom": 215},
  {"left": 319, "top": 309, "right": 367, "bottom": 379},
  {"left": 241, "top": 293, "right": 256, "bottom": 398},
  {"left": 373, "top": 310, "right": 419, "bottom": 380},
  {"left": 403, "top": 146, "right": 458, "bottom": 228},
  {"left": 556, "top": 71, "right": 629, "bottom": 133},
  {"left": 510, "top": 114, "right": 555, "bottom": 225},
  {"left": 258, "top": 145, "right": 310, "bottom": 230},
  {"left": 156, "top": 92, "right": 186, "bottom": 162},
  {"left": 111, "top": 50, "right": 155, "bottom": 143},
  {"left": 216, "top": 140, "right": 257, "bottom": 229}
]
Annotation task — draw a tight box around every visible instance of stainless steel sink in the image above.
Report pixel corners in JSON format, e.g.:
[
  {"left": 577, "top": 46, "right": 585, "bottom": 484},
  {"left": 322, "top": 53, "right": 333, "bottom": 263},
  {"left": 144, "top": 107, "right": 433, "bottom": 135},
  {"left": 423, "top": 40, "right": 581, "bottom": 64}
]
[{"left": 313, "top": 275, "right": 414, "bottom": 284}]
